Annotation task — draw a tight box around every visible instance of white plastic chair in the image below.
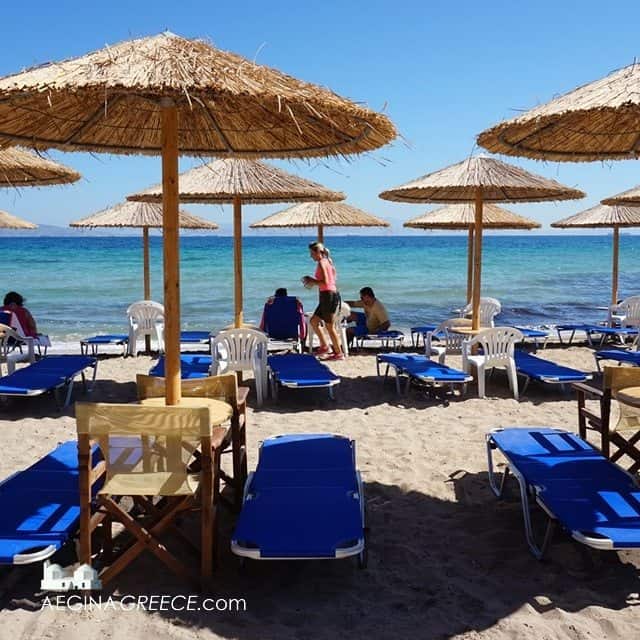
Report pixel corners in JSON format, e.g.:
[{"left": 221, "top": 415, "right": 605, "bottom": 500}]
[
  {"left": 609, "top": 295, "right": 640, "bottom": 329},
  {"left": 126, "top": 300, "right": 165, "bottom": 356},
  {"left": 0, "top": 323, "right": 35, "bottom": 375},
  {"left": 211, "top": 328, "right": 268, "bottom": 406},
  {"left": 425, "top": 317, "right": 472, "bottom": 364},
  {"left": 460, "top": 297, "right": 502, "bottom": 328},
  {"left": 305, "top": 301, "right": 350, "bottom": 357},
  {"left": 462, "top": 327, "right": 523, "bottom": 400}
]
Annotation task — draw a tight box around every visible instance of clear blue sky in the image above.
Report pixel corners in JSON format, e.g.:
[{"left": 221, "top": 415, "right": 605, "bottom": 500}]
[{"left": 2, "top": 0, "right": 640, "bottom": 234}]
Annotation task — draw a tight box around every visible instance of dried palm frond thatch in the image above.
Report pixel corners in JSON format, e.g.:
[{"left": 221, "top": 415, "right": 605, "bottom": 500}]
[
  {"left": 0, "top": 147, "right": 80, "bottom": 187},
  {"left": 478, "top": 61, "right": 640, "bottom": 161},
  {"left": 0, "top": 32, "right": 396, "bottom": 159},
  {"left": 0, "top": 210, "right": 37, "bottom": 229},
  {"left": 128, "top": 159, "right": 344, "bottom": 203},
  {"left": 601, "top": 185, "right": 640, "bottom": 206},
  {"left": 551, "top": 203, "right": 640, "bottom": 228},
  {"left": 70, "top": 200, "right": 218, "bottom": 229},
  {"left": 250, "top": 201, "right": 388, "bottom": 229},
  {"left": 379, "top": 156, "right": 584, "bottom": 203},
  {"left": 404, "top": 203, "right": 540, "bottom": 229}
]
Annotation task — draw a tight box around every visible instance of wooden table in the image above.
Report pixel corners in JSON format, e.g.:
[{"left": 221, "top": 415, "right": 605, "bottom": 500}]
[
  {"left": 139, "top": 396, "right": 233, "bottom": 426},
  {"left": 614, "top": 386, "right": 640, "bottom": 409},
  {"left": 448, "top": 327, "right": 485, "bottom": 337}
]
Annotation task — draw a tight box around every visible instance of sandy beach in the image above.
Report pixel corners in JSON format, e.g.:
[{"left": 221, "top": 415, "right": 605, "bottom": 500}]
[{"left": 0, "top": 343, "right": 638, "bottom": 640}]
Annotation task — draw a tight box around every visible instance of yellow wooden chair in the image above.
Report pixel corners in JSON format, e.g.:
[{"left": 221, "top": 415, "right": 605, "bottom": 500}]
[
  {"left": 77, "top": 402, "right": 227, "bottom": 589},
  {"left": 136, "top": 373, "right": 248, "bottom": 511}
]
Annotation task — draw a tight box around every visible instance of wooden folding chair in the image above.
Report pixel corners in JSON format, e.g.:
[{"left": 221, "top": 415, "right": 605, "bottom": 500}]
[
  {"left": 76, "top": 402, "right": 227, "bottom": 589},
  {"left": 575, "top": 366, "right": 640, "bottom": 473},
  {"left": 136, "top": 373, "right": 248, "bottom": 512}
]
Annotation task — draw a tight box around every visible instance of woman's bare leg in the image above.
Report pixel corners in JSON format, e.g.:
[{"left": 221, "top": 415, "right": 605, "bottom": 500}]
[
  {"left": 310, "top": 315, "right": 328, "bottom": 349},
  {"left": 325, "top": 314, "right": 342, "bottom": 354}
]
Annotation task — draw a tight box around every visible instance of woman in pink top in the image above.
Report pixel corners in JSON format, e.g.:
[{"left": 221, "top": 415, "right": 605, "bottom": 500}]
[
  {"left": 302, "top": 241, "right": 343, "bottom": 360},
  {"left": 1, "top": 291, "right": 38, "bottom": 337}
]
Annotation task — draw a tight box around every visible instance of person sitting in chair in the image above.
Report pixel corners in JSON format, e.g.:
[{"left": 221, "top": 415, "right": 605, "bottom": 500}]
[
  {"left": 345, "top": 287, "right": 390, "bottom": 346},
  {"left": 259, "top": 287, "right": 307, "bottom": 343}
]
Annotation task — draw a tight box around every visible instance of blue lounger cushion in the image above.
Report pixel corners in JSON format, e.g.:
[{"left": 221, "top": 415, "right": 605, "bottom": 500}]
[
  {"left": 378, "top": 353, "right": 471, "bottom": 382},
  {"left": 514, "top": 350, "right": 590, "bottom": 384},
  {"left": 0, "top": 440, "right": 101, "bottom": 565},
  {"left": 232, "top": 434, "right": 364, "bottom": 560},
  {"left": 513, "top": 327, "right": 549, "bottom": 339},
  {"left": 488, "top": 427, "right": 640, "bottom": 554},
  {"left": 149, "top": 354, "right": 212, "bottom": 379},
  {"left": 81, "top": 334, "right": 128, "bottom": 345},
  {"left": 0, "top": 356, "right": 96, "bottom": 406},
  {"left": 595, "top": 349, "right": 640, "bottom": 366},
  {"left": 268, "top": 354, "right": 340, "bottom": 388},
  {"left": 180, "top": 331, "right": 211, "bottom": 344}
]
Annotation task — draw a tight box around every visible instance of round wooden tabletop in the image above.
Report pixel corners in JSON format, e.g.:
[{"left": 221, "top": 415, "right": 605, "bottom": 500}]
[
  {"left": 139, "top": 396, "right": 233, "bottom": 425},
  {"left": 615, "top": 386, "right": 640, "bottom": 409}
]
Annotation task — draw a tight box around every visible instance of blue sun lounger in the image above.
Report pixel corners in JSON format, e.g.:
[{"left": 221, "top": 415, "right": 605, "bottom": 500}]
[
  {"left": 0, "top": 355, "right": 97, "bottom": 408},
  {"left": 410, "top": 325, "right": 437, "bottom": 348},
  {"left": 80, "top": 334, "right": 129, "bottom": 357},
  {"left": 556, "top": 324, "right": 638, "bottom": 347},
  {"left": 149, "top": 354, "right": 213, "bottom": 379},
  {"left": 487, "top": 427, "right": 640, "bottom": 559},
  {"left": 179, "top": 330, "right": 212, "bottom": 346},
  {"left": 376, "top": 352, "right": 472, "bottom": 397},
  {"left": 514, "top": 350, "right": 591, "bottom": 393},
  {"left": 267, "top": 354, "right": 340, "bottom": 400},
  {"left": 0, "top": 440, "right": 100, "bottom": 566},
  {"left": 594, "top": 348, "right": 640, "bottom": 371},
  {"left": 231, "top": 434, "right": 366, "bottom": 565}
]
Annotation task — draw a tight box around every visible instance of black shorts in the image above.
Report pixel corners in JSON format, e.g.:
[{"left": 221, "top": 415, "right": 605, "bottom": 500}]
[{"left": 314, "top": 291, "right": 340, "bottom": 322}]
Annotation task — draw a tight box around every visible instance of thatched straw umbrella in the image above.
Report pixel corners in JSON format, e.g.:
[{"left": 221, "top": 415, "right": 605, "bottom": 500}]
[
  {"left": 70, "top": 200, "right": 218, "bottom": 300},
  {"left": 0, "top": 32, "right": 395, "bottom": 404},
  {"left": 250, "top": 201, "right": 389, "bottom": 242},
  {"left": 380, "top": 156, "right": 584, "bottom": 329},
  {"left": 552, "top": 202, "right": 640, "bottom": 305},
  {"left": 0, "top": 147, "right": 80, "bottom": 187},
  {"left": 128, "top": 158, "right": 344, "bottom": 326},
  {"left": 71, "top": 200, "right": 217, "bottom": 353},
  {"left": 477, "top": 62, "right": 640, "bottom": 161},
  {"left": 0, "top": 210, "right": 38, "bottom": 229},
  {"left": 404, "top": 204, "right": 540, "bottom": 302}
]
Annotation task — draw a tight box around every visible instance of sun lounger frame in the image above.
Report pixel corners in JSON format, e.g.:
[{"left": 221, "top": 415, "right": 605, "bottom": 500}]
[{"left": 486, "top": 427, "right": 640, "bottom": 559}]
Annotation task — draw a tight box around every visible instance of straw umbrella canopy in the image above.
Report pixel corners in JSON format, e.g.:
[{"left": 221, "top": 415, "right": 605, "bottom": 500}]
[
  {"left": 70, "top": 200, "right": 218, "bottom": 300},
  {"left": 0, "top": 32, "right": 395, "bottom": 404},
  {"left": 128, "top": 158, "right": 344, "bottom": 326},
  {"left": 404, "top": 204, "right": 540, "bottom": 302},
  {"left": 250, "top": 201, "right": 389, "bottom": 241},
  {"left": 0, "top": 209, "right": 37, "bottom": 229},
  {"left": 380, "top": 156, "right": 584, "bottom": 329},
  {"left": 0, "top": 147, "right": 80, "bottom": 187},
  {"left": 477, "top": 62, "right": 640, "bottom": 161},
  {"left": 551, "top": 202, "right": 640, "bottom": 305}
]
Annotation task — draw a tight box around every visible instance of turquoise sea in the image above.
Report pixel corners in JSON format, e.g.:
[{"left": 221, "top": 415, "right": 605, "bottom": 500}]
[{"left": 2, "top": 235, "right": 638, "bottom": 349}]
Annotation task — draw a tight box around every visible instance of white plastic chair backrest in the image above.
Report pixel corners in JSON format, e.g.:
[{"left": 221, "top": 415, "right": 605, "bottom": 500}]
[
  {"left": 211, "top": 328, "right": 268, "bottom": 372},
  {"left": 618, "top": 296, "right": 640, "bottom": 327},
  {"left": 429, "top": 317, "right": 471, "bottom": 354},
  {"left": 461, "top": 297, "right": 502, "bottom": 327},
  {"left": 127, "top": 300, "right": 164, "bottom": 330},
  {"left": 471, "top": 327, "right": 523, "bottom": 367},
  {"left": 336, "top": 300, "right": 351, "bottom": 327},
  {"left": 0, "top": 323, "right": 34, "bottom": 363}
]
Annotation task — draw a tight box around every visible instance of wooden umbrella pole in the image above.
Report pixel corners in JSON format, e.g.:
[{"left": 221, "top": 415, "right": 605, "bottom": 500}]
[
  {"left": 143, "top": 226, "right": 152, "bottom": 353},
  {"left": 318, "top": 224, "right": 324, "bottom": 243},
  {"left": 466, "top": 226, "right": 474, "bottom": 304},
  {"left": 612, "top": 226, "right": 620, "bottom": 306},
  {"left": 233, "top": 196, "right": 243, "bottom": 328},
  {"left": 161, "top": 98, "right": 181, "bottom": 405},
  {"left": 472, "top": 188, "right": 483, "bottom": 331}
]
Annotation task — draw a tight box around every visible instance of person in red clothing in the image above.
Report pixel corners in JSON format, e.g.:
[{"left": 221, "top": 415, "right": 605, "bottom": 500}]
[
  {"left": 302, "top": 241, "right": 343, "bottom": 360},
  {"left": 1, "top": 291, "right": 38, "bottom": 337}
]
